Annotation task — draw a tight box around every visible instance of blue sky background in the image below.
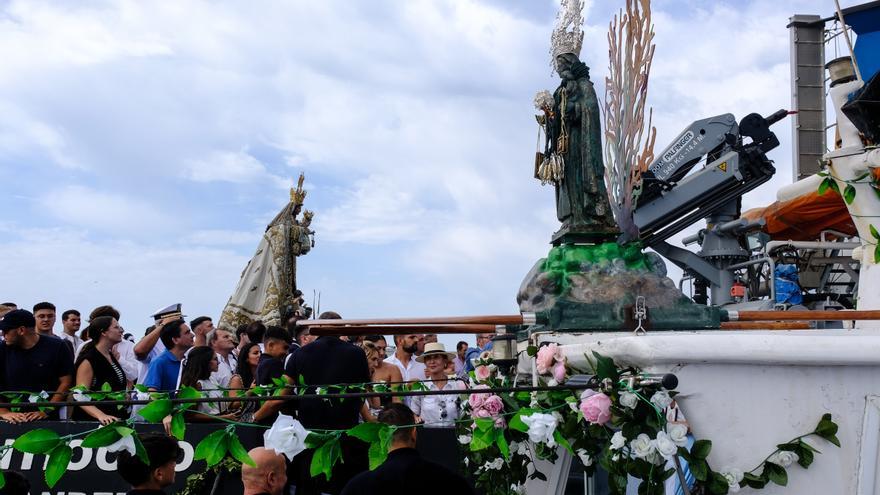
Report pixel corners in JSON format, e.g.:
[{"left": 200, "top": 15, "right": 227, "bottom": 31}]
[{"left": 0, "top": 0, "right": 852, "bottom": 346}]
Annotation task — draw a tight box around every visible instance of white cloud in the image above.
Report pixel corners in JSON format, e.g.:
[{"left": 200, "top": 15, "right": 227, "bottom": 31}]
[
  {"left": 40, "top": 185, "right": 176, "bottom": 235},
  {"left": 182, "top": 229, "right": 261, "bottom": 246},
  {"left": 0, "top": 227, "right": 247, "bottom": 328}
]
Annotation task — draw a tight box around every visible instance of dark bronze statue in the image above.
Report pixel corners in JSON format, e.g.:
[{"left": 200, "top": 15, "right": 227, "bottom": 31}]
[{"left": 544, "top": 53, "right": 619, "bottom": 244}]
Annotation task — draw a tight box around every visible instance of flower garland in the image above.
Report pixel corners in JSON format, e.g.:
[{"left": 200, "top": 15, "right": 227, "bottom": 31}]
[
  {"left": 456, "top": 346, "right": 841, "bottom": 495},
  {"left": 0, "top": 357, "right": 841, "bottom": 494}
]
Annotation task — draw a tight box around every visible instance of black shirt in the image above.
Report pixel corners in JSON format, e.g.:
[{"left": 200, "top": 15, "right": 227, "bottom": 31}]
[
  {"left": 0, "top": 335, "right": 74, "bottom": 416},
  {"left": 340, "top": 448, "right": 475, "bottom": 495},
  {"left": 255, "top": 353, "right": 284, "bottom": 386},
  {"left": 72, "top": 346, "right": 129, "bottom": 421},
  {"left": 284, "top": 336, "right": 370, "bottom": 430}
]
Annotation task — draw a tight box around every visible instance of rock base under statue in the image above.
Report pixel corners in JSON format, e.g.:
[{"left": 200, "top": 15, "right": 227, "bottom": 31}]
[{"left": 517, "top": 242, "right": 722, "bottom": 331}]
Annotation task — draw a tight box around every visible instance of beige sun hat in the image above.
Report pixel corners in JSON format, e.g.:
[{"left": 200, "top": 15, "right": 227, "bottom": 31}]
[{"left": 415, "top": 342, "right": 456, "bottom": 363}]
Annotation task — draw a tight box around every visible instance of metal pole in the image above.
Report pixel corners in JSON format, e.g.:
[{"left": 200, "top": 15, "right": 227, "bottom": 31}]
[
  {"left": 835, "top": 0, "right": 863, "bottom": 83},
  {"left": 727, "top": 310, "right": 880, "bottom": 321},
  {"left": 299, "top": 313, "right": 537, "bottom": 327}
]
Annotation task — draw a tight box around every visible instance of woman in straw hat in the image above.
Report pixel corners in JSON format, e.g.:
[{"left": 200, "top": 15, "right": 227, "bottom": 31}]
[{"left": 410, "top": 343, "right": 466, "bottom": 427}]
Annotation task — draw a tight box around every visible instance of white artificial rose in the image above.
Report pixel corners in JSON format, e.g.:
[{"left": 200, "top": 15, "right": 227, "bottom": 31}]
[
  {"left": 610, "top": 431, "right": 627, "bottom": 450},
  {"left": 28, "top": 391, "right": 49, "bottom": 403},
  {"left": 654, "top": 431, "right": 678, "bottom": 459},
  {"left": 630, "top": 434, "right": 655, "bottom": 459},
  {"left": 484, "top": 458, "right": 504, "bottom": 471},
  {"left": 666, "top": 423, "right": 688, "bottom": 447},
  {"left": 263, "top": 413, "right": 310, "bottom": 461},
  {"left": 105, "top": 435, "right": 137, "bottom": 456},
  {"left": 135, "top": 390, "right": 151, "bottom": 401},
  {"left": 521, "top": 413, "right": 559, "bottom": 447},
  {"left": 650, "top": 390, "right": 673, "bottom": 410},
  {"left": 768, "top": 450, "right": 799, "bottom": 468},
  {"left": 646, "top": 448, "right": 665, "bottom": 465},
  {"left": 576, "top": 448, "right": 593, "bottom": 467},
  {"left": 73, "top": 391, "right": 91, "bottom": 402},
  {"left": 464, "top": 457, "right": 469, "bottom": 467},
  {"left": 514, "top": 441, "right": 529, "bottom": 456},
  {"left": 722, "top": 468, "right": 744, "bottom": 493},
  {"left": 568, "top": 400, "right": 580, "bottom": 413},
  {"left": 458, "top": 435, "right": 472, "bottom": 445},
  {"left": 612, "top": 453, "right": 620, "bottom": 462},
  {"left": 619, "top": 391, "right": 638, "bottom": 409},
  {"left": 547, "top": 378, "right": 558, "bottom": 387}
]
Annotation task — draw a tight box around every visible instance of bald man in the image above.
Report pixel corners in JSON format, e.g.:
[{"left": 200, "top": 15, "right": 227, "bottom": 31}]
[{"left": 242, "top": 447, "right": 287, "bottom": 495}]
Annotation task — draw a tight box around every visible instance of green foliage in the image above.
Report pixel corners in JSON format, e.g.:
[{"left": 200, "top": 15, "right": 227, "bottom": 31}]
[
  {"left": 227, "top": 434, "right": 256, "bottom": 467},
  {"left": 13, "top": 429, "right": 61, "bottom": 454},
  {"left": 81, "top": 425, "right": 122, "bottom": 448},
  {"left": 844, "top": 184, "right": 856, "bottom": 204},
  {"left": 763, "top": 462, "right": 788, "bottom": 486},
  {"left": 310, "top": 436, "right": 342, "bottom": 480},
  {"left": 138, "top": 398, "right": 172, "bottom": 422},
  {"left": 45, "top": 444, "right": 72, "bottom": 488},
  {"left": 194, "top": 430, "right": 229, "bottom": 467},
  {"left": 171, "top": 412, "right": 187, "bottom": 440},
  {"left": 814, "top": 413, "right": 840, "bottom": 447}
]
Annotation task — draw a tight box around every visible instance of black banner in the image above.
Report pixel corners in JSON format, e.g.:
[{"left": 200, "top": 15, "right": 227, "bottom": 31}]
[{"left": 1, "top": 422, "right": 463, "bottom": 494}]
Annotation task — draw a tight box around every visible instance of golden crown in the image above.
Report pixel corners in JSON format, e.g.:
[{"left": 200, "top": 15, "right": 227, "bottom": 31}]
[{"left": 290, "top": 173, "right": 307, "bottom": 205}]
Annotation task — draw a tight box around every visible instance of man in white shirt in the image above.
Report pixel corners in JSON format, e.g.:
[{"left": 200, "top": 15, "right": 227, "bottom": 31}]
[
  {"left": 60, "top": 309, "right": 83, "bottom": 351},
  {"left": 384, "top": 334, "right": 425, "bottom": 382},
  {"left": 208, "top": 328, "right": 237, "bottom": 387}
]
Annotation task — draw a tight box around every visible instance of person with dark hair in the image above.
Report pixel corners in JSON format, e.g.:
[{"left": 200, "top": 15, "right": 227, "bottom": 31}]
[
  {"left": 385, "top": 334, "right": 425, "bottom": 384},
  {"left": 142, "top": 320, "right": 193, "bottom": 393},
  {"left": 282, "top": 312, "right": 371, "bottom": 494},
  {"left": 117, "top": 432, "right": 181, "bottom": 494},
  {"left": 73, "top": 316, "right": 128, "bottom": 423},
  {"left": 0, "top": 303, "right": 17, "bottom": 320},
  {"left": 133, "top": 305, "right": 185, "bottom": 385},
  {"left": 453, "top": 341, "right": 468, "bottom": 375},
  {"left": 234, "top": 324, "right": 251, "bottom": 358},
  {"left": 0, "top": 470, "right": 30, "bottom": 495},
  {"left": 286, "top": 316, "right": 313, "bottom": 354},
  {"left": 189, "top": 316, "right": 213, "bottom": 348},
  {"left": 0, "top": 309, "right": 74, "bottom": 422},
  {"left": 246, "top": 321, "right": 267, "bottom": 349},
  {"left": 179, "top": 346, "right": 241, "bottom": 420},
  {"left": 32, "top": 302, "right": 57, "bottom": 337},
  {"left": 61, "top": 309, "right": 83, "bottom": 350},
  {"left": 251, "top": 327, "right": 293, "bottom": 424},
  {"left": 341, "top": 403, "right": 475, "bottom": 495},
  {"left": 236, "top": 342, "right": 261, "bottom": 388}
]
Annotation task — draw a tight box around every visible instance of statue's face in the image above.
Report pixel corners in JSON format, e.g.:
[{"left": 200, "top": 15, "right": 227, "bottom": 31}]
[{"left": 555, "top": 54, "right": 574, "bottom": 78}]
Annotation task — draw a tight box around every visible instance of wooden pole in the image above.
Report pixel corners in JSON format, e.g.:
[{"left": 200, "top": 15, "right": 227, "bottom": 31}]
[
  {"left": 730, "top": 310, "right": 880, "bottom": 321},
  {"left": 299, "top": 314, "right": 532, "bottom": 327},
  {"left": 720, "top": 321, "right": 811, "bottom": 330},
  {"left": 309, "top": 324, "right": 497, "bottom": 336}
]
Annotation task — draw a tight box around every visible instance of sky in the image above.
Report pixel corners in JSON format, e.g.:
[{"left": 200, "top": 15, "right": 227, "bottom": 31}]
[{"left": 0, "top": 0, "right": 856, "bottom": 348}]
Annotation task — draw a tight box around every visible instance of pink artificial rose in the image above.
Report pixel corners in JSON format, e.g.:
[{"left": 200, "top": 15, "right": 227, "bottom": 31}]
[
  {"left": 536, "top": 343, "right": 558, "bottom": 374},
  {"left": 475, "top": 365, "right": 491, "bottom": 382},
  {"left": 468, "top": 385, "right": 489, "bottom": 409},
  {"left": 482, "top": 395, "right": 504, "bottom": 417},
  {"left": 580, "top": 392, "right": 612, "bottom": 425},
  {"left": 552, "top": 360, "right": 566, "bottom": 383},
  {"left": 472, "top": 407, "right": 492, "bottom": 419},
  {"left": 494, "top": 415, "right": 507, "bottom": 428}
]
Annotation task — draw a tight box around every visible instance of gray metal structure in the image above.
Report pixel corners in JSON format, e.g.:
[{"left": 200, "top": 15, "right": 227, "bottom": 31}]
[
  {"left": 634, "top": 110, "right": 786, "bottom": 305},
  {"left": 788, "top": 14, "right": 827, "bottom": 180}
]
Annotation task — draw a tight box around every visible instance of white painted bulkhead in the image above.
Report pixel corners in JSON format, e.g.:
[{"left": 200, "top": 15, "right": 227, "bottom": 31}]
[{"left": 519, "top": 329, "right": 880, "bottom": 493}]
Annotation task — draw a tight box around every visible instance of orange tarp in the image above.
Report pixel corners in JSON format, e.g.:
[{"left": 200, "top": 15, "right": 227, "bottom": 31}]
[{"left": 741, "top": 189, "right": 857, "bottom": 241}]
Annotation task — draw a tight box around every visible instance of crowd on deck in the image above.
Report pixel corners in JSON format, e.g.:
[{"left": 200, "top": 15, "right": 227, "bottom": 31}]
[{"left": 0, "top": 301, "right": 490, "bottom": 494}]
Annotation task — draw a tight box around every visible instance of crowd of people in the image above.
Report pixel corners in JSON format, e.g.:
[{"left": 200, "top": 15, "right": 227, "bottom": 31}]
[{"left": 0, "top": 301, "right": 493, "bottom": 493}]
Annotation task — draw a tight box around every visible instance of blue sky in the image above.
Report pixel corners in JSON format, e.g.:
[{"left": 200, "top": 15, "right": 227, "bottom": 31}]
[{"left": 0, "top": 0, "right": 849, "bottom": 345}]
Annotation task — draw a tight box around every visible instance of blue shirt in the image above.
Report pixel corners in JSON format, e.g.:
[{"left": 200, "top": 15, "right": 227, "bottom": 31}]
[{"left": 143, "top": 350, "right": 181, "bottom": 392}]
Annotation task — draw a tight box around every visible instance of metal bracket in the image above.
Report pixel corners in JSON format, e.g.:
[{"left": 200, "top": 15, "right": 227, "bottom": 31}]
[{"left": 633, "top": 296, "right": 648, "bottom": 335}]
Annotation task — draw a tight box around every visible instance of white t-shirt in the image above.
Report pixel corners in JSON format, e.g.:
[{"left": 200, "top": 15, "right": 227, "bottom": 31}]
[
  {"left": 384, "top": 354, "right": 426, "bottom": 381},
  {"left": 410, "top": 379, "right": 465, "bottom": 427}
]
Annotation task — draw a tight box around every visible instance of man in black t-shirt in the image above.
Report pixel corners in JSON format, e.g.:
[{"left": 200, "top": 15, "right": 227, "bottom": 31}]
[
  {"left": 285, "top": 332, "right": 371, "bottom": 495},
  {"left": 252, "top": 326, "right": 292, "bottom": 426},
  {"left": 0, "top": 310, "right": 74, "bottom": 423}
]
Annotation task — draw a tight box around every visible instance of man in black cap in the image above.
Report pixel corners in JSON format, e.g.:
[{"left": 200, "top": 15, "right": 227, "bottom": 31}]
[
  {"left": 0, "top": 310, "right": 74, "bottom": 423},
  {"left": 341, "top": 403, "right": 475, "bottom": 495}
]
